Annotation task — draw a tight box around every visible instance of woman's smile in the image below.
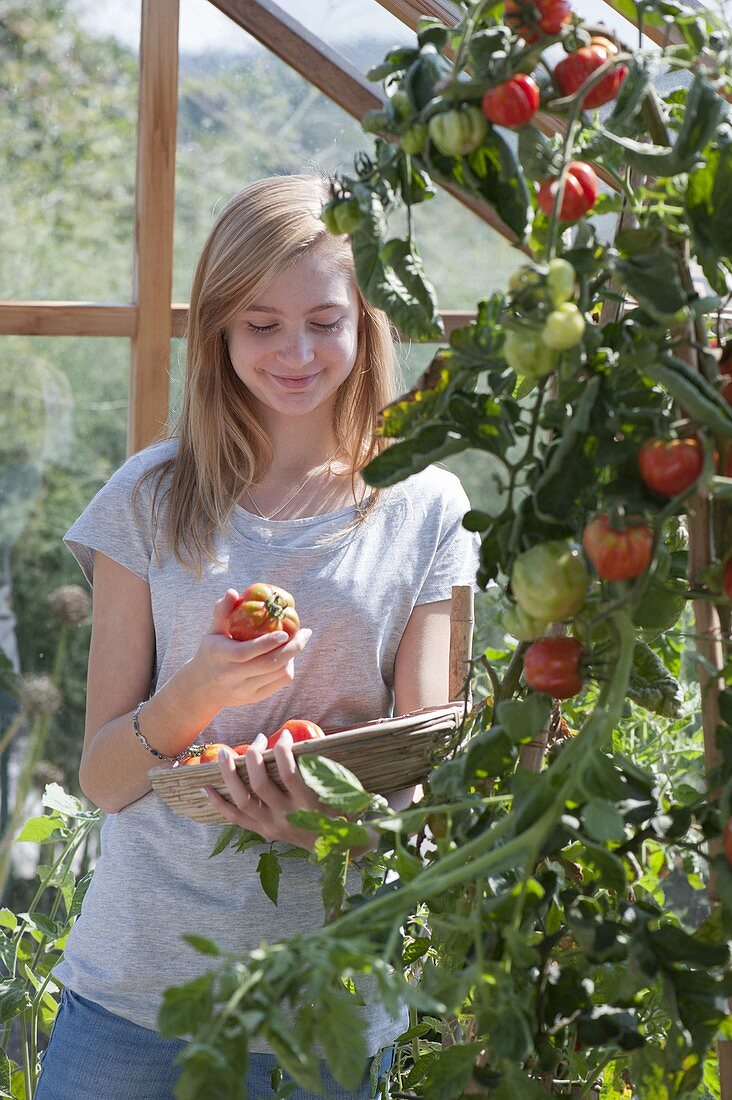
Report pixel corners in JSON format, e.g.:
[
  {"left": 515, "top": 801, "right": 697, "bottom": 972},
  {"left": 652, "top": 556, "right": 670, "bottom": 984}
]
[{"left": 268, "top": 370, "right": 324, "bottom": 390}]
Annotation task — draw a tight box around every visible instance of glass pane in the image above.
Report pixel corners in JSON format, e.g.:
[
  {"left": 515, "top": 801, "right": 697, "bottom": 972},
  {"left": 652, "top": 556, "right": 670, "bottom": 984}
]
[
  {"left": 173, "top": 0, "right": 518, "bottom": 308},
  {"left": 1, "top": 3, "right": 139, "bottom": 300},
  {"left": 173, "top": 0, "right": 387, "bottom": 301},
  {"left": 1, "top": 337, "right": 128, "bottom": 833}
]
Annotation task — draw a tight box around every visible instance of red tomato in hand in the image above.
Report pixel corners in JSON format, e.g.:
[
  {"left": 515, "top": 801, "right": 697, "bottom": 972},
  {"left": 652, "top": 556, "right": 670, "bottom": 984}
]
[
  {"left": 267, "top": 719, "right": 325, "bottom": 749},
  {"left": 554, "top": 37, "right": 628, "bottom": 108},
  {"left": 227, "top": 582, "right": 300, "bottom": 642},
  {"left": 523, "top": 637, "right": 584, "bottom": 698},
  {"left": 231, "top": 743, "right": 250, "bottom": 756},
  {"left": 639, "top": 437, "right": 704, "bottom": 497},
  {"left": 482, "top": 74, "right": 540, "bottom": 128},
  {"left": 505, "top": 0, "right": 571, "bottom": 41},
  {"left": 582, "top": 513, "right": 653, "bottom": 581},
  {"left": 537, "top": 162, "right": 598, "bottom": 221}
]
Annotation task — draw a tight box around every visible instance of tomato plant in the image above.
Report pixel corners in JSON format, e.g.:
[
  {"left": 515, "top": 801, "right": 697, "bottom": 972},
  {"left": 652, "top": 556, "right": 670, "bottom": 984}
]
[
  {"left": 266, "top": 719, "right": 325, "bottom": 749},
  {"left": 523, "top": 636, "right": 584, "bottom": 698},
  {"left": 583, "top": 513, "right": 654, "bottom": 581},
  {"left": 481, "top": 74, "right": 540, "bottom": 128},
  {"left": 639, "top": 436, "right": 704, "bottom": 497},
  {"left": 537, "top": 160, "right": 598, "bottom": 221},
  {"left": 165, "top": 6, "right": 732, "bottom": 1099},
  {"left": 227, "top": 582, "right": 300, "bottom": 643}
]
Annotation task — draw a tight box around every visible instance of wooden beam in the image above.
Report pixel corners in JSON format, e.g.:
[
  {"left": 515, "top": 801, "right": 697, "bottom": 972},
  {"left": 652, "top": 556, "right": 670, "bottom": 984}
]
[
  {"left": 0, "top": 303, "right": 137, "bottom": 337},
  {"left": 130, "top": 0, "right": 179, "bottom": 455},
  {"left": 377, "top": 0, "right": 460, "bottom": 24}
]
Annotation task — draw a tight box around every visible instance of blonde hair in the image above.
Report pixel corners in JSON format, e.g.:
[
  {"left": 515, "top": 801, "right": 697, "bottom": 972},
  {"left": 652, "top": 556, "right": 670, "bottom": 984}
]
[{"left": 140, "top": 174, "right": 399, "bottom": 572}]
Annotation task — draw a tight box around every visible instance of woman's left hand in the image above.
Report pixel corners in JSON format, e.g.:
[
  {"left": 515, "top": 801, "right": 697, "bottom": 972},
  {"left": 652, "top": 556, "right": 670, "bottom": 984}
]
[{"left": 203, "top": 731, "right": 330, "bottom": 848}]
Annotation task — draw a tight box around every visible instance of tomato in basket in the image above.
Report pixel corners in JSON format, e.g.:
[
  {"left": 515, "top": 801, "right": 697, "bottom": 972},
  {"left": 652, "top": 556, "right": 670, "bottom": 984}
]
[
  {"left": 180, "top": 742, "right": 230, "bottom": 765},
  {"left": 227, "top": 582, "right": 300, "bottom": 642},
  {"left": 267, "top": 719, "right": 325, "bottom": 749}
]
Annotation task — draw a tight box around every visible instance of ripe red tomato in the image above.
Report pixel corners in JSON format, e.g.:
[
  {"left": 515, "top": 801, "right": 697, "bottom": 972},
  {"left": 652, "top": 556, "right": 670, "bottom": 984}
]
[
  {"left": 505, "top": 0, "right": 571, "bottom": 42},
  {"left": 723, "top": 560, "right": 732, "bottom": 601},
  {"left": 537, "top": 162, "right": 598, "bottom": 221},
  {"left": 582, "top": 514, "right": 653, "bottom": 582},
  {"left": 231, "top": 743, "right": 250, "bottom": 756},
  {"left": 638, "top": 437, "right": 704, "bottom": 497},
  {"left": 267, "top": 719, "right": 325, "bottom": 749},
  {"left": 523, "top": 637, "right": 584, "bottom": 698},
  {"left": 227, "top": 582, "right": 300, "bottom": 643},
  {"left": 724, "top": 818, "right": 732, "bottom": 865},
  {"left": 481, "top": 74, "right": 540, "bottom": 128},
  {"left": 554, "top": 37, "right": 628, "bottom": 108}
]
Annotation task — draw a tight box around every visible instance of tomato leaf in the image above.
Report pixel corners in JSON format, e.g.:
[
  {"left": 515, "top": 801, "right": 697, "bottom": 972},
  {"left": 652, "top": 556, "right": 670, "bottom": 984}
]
[
  {"left": 628, "top": 642, "right": 683, "bottom": 719},
  {"left": 582, "top": 798, "right": 626, "bottom": 843},
  {"left": 158, "top": 973, "right": 215, "bottom": 1038},
  {"left": 497, "top": 694, "right": 552, "bottom": 745},
  {"left": 257, "top": 849, "right": 282, "bottom": 906},
  {"left": 318, "top": 989, "right": 370, "bottom": 1089},
  {"left": 0, "top": 980, "right": 30, "bottom": 1025},
  {"left": 460, "top": 127, "right": 531, "bottom": 239},
  {"left": 362, "top": 426, "right": 468, "bottom": 488},
  {"left": 350, "top": 197, "right": 443, "bottom": 340},
  {"left": 297, "top": 755, "right": 373, "bottom": 813},
  {"left": 686, "top": 133, "right": 732, "bottom": 293}
]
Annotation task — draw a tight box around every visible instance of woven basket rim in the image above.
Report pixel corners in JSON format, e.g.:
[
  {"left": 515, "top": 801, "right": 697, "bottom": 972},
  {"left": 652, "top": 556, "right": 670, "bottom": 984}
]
[{"left": 147, "top": 701, "right": 465, "bottom": 779}]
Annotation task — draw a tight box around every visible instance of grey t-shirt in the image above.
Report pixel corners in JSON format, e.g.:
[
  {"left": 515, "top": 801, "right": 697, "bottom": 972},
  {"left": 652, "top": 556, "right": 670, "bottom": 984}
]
[{"left": 56, "top": 438, "right": 479, "bottom": 1049}]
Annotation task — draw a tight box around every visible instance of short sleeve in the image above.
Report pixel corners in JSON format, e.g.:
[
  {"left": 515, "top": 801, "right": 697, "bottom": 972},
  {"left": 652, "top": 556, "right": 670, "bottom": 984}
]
[
  {"left": 414, "top": 477, "right": 481, "bottom": 606},
  {"left": 63, "top": 453, "right": 154, "bottom": 587}
]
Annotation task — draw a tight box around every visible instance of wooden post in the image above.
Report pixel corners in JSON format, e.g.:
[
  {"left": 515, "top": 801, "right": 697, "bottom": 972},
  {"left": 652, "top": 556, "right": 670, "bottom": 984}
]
[
  {"left": 129, "top": 0, "right": 180, "bottom": 455},
  {"left": 449, "top": 585, "right": 474, "bottom": 705}
]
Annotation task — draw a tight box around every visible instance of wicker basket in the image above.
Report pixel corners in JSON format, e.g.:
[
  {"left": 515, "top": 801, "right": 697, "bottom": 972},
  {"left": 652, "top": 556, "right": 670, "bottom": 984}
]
[{"left": 148, "top": 703, "right": 465, "bottom": 825}]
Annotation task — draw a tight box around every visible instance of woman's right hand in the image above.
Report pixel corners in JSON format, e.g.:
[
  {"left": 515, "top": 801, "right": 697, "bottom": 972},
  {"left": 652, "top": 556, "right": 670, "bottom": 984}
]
[{"left": 188, "top": 589, "right": 312, "bottom": 710}]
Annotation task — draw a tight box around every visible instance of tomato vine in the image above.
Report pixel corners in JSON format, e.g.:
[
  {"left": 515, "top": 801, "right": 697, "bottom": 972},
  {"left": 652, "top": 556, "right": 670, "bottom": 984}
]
[{"left": 163, "top": 3, "right": 732, "bottom": 1098}]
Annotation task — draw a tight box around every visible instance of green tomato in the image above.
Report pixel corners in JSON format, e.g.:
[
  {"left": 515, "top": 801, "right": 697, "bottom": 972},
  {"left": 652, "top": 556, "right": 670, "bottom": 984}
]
[
  {"left": 391, "top": 90, "right": 412, "bottom": 120},
  {"left": 633, "top": 579, "right": 687, "bottom": 641},
  {"left": 541, "top": 303, "right": 586, "bottom": 350},
  {"left": 503, "top": 328, "right": 559, "bottom": 379},
  {"left": 503, "top": 605, "right": 552, "bottom": 642},
  {"left": 333, "top": 200, "right": 363, "bottom": 235},
  {"left": 546, "top": 258, "right": 576, "bottom": 306},
  {"left": 511, "top": 541, "right": 589, "bottom": 622},
  {"left": 428, "top": 106, "right": 488, "bottom": 157},
  {"left": 402, "top": 123, "right": 428, "bottom": 155}
]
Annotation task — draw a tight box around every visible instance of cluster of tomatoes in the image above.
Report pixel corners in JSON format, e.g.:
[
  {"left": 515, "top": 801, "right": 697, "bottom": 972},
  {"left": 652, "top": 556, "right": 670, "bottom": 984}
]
[
  {"left": 502, "top": 258, "right": 586, "bottom": 378},
  {"left": 180, "top": 583, "right": 325, "bottom": 765},
  {"left": 416, "top": 1, "right": 624, "bottom": 225},
  {"left": 180, "top": 719, "right": 325, "bottom": 766},
  {"left": 504, "top": 426, "right": 727, "bottom": 699}
]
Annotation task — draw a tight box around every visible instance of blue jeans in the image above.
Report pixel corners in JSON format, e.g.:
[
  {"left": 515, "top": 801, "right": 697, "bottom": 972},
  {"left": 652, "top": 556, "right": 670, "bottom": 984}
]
[{"left": 35, "top": 988, "right": 392, "bottom": 1099}]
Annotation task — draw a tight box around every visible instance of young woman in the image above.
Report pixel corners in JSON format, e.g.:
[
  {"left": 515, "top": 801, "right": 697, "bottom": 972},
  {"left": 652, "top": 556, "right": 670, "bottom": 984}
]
[{"left": 35, "top": 174, "right": 478, "bottom": 1099}]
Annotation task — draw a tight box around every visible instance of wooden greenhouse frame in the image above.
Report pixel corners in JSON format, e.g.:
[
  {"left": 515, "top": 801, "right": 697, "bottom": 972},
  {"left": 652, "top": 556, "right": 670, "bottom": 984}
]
[{"left": 1, "top": 0, "right": 728, "bottom": 1092}]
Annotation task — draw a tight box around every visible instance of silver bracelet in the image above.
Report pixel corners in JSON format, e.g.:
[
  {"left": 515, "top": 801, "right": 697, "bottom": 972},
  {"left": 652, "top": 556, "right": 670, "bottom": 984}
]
[{"left": 132, "top": 701, "right": 190, "bottom": 763}]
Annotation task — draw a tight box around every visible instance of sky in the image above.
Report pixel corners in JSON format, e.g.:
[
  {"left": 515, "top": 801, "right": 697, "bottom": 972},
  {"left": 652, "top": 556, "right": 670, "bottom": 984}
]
[{"left": 71, "top": 0, "right": 660, "bottom": 56}]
